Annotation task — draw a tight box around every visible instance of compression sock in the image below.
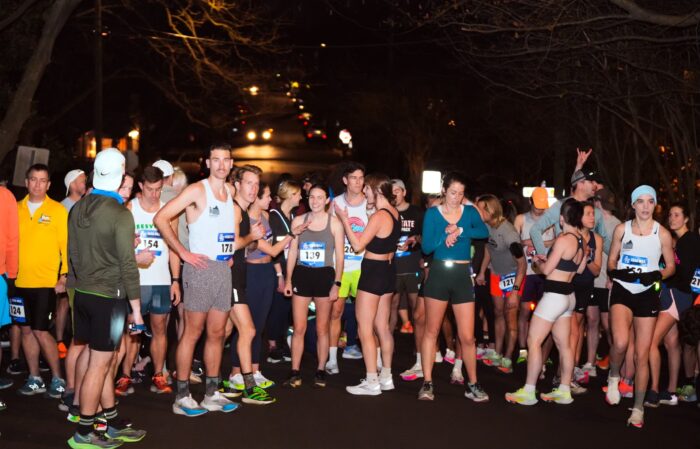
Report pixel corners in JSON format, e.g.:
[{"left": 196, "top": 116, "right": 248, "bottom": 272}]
[
  {"left": 205, "top": 376, "right": 219, "bottom": 397},
  {"left": 176, "top": 380, "right": 189, "bottom": 400},
  {"left": 243, "top": 372, "right": 256, "bottom": 390},
  {"left": 77, "top": 414, "right": 95, "bottom": 436}
]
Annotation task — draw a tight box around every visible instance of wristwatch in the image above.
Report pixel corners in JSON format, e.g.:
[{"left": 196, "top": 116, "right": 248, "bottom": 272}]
[
  {"left": 513, "top": 285, "right": 521, "bottom": 291},
  {"left": 172, "top": 278, "right": 181, "bottom": 283},
  {"left": 334, "top": 281, "right": 341, "bottom": 287}
]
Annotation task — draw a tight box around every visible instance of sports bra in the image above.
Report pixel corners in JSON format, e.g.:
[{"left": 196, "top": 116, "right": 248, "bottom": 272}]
[
  {"left": 549, "top": 232, "right": 584, "bottom": 272},
  {"left": 365, "top": 209, "right": 401, "bottom": 255}
]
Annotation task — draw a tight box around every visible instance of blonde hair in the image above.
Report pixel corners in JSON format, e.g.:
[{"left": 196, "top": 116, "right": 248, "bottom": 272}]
[
  {"left": 277, "top": 180, "right": 301, "bottom": 201},
  {"left": 172, "top": 168, "right": 188, "bottom": 192},
  {"left": 477, "top": 194, "right": 505, "bottom": 225}
]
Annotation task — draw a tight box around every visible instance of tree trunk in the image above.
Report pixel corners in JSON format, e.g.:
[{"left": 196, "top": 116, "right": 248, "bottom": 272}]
[{"left": 0, "top": 0, "right": 82, "bottom": 164}]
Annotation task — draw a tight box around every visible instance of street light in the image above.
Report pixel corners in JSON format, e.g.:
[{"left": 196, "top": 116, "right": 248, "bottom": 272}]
[
  {"left": 422, "top": 170, "right": 442, "bottom": 194},
  {"left": 128, "top": 129, "right": 139, "bottom": 139},
  {"left": 249, "top": 85, "right": 259, "bottom": 96}
]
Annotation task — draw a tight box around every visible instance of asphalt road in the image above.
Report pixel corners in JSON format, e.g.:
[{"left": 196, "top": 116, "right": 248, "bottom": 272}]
[{"left": 1, "top": 333, "right": 698, "bottom": 449}]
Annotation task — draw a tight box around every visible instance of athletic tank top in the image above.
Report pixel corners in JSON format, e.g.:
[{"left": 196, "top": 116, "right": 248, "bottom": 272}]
[
  {"left": 246, "top": 212, "right": 273, "bottom": 261},
  {"left": 548, "top": 233, "right": 584, "bottom": 272},
  {"left": 615, "top": 220, "right": 662, "bottom": 294},
  {"left": 297, "top": 213, "right": 335, "bottom": 268},
  {"left": 132, "top": 199, "right": 170, "bottom": 285},
  {"left": 188, "top": 179, "right": 235, "bottom": 262},
  {"left": 333, "top": 194, "right": 368, "bottom": 272},
  {"left": 521, "top": 212, "right": 555, "bottom": 276},
  {"left": 366, "top": 209, "right": 401, "bottom": 254},
  {"left": 573, "top": 231, "right": 597, "bottom": 286}
]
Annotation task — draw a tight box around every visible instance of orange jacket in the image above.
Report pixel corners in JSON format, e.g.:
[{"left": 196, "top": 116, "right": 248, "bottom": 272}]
[{"left": 0, "top": 187, "right": 19, "bottom": 279}]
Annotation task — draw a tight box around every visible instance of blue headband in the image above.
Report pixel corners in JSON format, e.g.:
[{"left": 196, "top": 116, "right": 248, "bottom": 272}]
[{"left": 631, "top": 185, "right": 656, "bottom": 204}]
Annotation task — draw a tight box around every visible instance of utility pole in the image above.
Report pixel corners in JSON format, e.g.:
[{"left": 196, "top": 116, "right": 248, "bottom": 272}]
[{"left": 94, "top": 0, "right": 103, "bottom": 153}]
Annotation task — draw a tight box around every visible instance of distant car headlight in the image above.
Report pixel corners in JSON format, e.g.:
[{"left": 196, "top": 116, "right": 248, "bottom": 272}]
[
  {"left": 261, "top": 130, "right": 272, "bottom": 140},
  {"left": 246, "top": 131, "right": 257, "bottom": 141}
]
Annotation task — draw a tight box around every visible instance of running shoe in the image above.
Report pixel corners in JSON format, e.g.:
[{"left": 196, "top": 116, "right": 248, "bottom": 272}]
[
  {"left": 254, "top": 371, "right": 275, "bottom": 389},
  {"left": 619, "top": 379, "right": 634, "bottom": 398},
  {"left": 313, "top": 370, "right": 326, "bottom": 388},
  {"left": 150, "top": 373, "right": 173, "bottom": 394},
  {"left": 59, "top": 391, "right": 74, "bottom": 412},
  {"left": 6, "top": 359, "right": 26, "bottom": 375},
  {"left": 658, "top": 390, "right": 678, "bottom": 406},
  {"left": 596, "top": 354, "right": 609, "bottom": 370},
  {"left": 418, "top": 382, "right": 434, "bottom": 401},
  {"left": 400, "top": 321, "right": 414, "bottom": 334},
  {"left": 0, "top": 378, "right": 12, "bottom": 390},
  {"left": 47, "top": 377, "right": 67, "bottom": 399},
  {"left": 67, "top": 431, "right": 123, "bottom": 449},
  {"left": 325, "top": 360, "right": 339, "bottom": 375},
  {"left": 465, "top": 382, "right": 489, "bottom": 402},
  {"left": 242, "top": 386, "right": 276, "bottom": 405},
  {"left": 342, "top": 344, "right": 363, "bottom": 360},
  {"left": 283, "top": 371, "right": 303, "bottom": 388},
  {"left": 39, "top": 359, "right": 50, "bottom": 372},
  {"left": 227, "top": 374, "right": 245, "bottom": 391},
  {"left": 505, "top": 387, "right": 537, "bottom": 406},
  {"left": 266, "top": 347, "right": 284, "bottom": 364},
  {"left": 400, "top": 363, "right": 424, "bottom": 381},
  {"left": 540, "top": 388, "right": 573, "bottom": 404},
  {"left": 498, "top": 357, "right": 513, "bottom": 374},
  {"left": 281, "top": 347, "right": 292, "bottom": 362},
  {"left": 627, "top": 408, "right": 644, "bottom": 428},
  {"left": 106, "top": 426, "right": 147, "bottom": 443},
  {"left": 476, "top": 346, "right": 486, "bottom": 360},
  {"left": 115, "top": 376, "right": 134, "bottom": 397},
  {"left": 0, "top": 399, "right": 6, "bottom": 412},
  {"left": 551, "top": 375, "right": 560, "bottom": 389},
  {"left": 571, "top": 381, "right": 587, "bottom": 396},
  {"left": 581, "top": 362, "right": 597, "bottom": 378},
  {"left": 57, "top": 341, "right": 68, "bottom": 360},
  {"left": 644, "top": 390, "right": 659, "bottom": 408},
  {"left": 444, "top": 348, "right": 456, "bottom": 365},
  {"left": 435, "top": 351, "right": 443, "bottom": 364},
  {"left": 17, "top": 376, "right": 46, "bottom": 396},
  {"left": 201, "top": 391, "right": 240, "bottom": 413},
  {"left": 67, "top": 405, "right": 80, "bottom": 423},
  {"left": 172, "top": 395, "right": 208, "bottom": 417},
  {"left": 379, "top": 375, "right": 394, "bottom": 391},
  {"left": 218, "top": 380, "right": 242, "bottom": 399},
  {"left": 482, "top": 352, "right": 501, "bottom": 368},
  {"left": 574, "top": 367, "right": 589, "bottom": 385},
  {"left": 516, "top": 349, "right": 528, "bottom": 364},
  {"left": 677, "top": 384, "right": 697, "bottom": 402},
  {"left": 450, "top": 370, "right": 464, "bottom": 385},
  {"left": 605, "top": 376, "right": 621, "bottom": 405},
  {"left": 130, "top": 370, "right": 146, "bottom": 385},
  {"left": 346, "top": 379, "right": 381, "bottom": 396}
]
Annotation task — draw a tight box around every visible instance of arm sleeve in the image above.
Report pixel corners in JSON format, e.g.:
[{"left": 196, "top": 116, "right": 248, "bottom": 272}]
[
  {"left": 115, "top": 210, "right": 141, "bottom": 300},
  {"left": 421, "top": 208, "right": 442, "bottom": 255},
  {"left": 57, "top": 205, "right": 69, "bottom": 276},
  {"left": 463, "top": 206, "right": 489, "bottom": 239},
  {"left": 530, "top": 204, "right": 560, "bottom": 255},
  {"left": 595, "top": 208, "right": 611, "bottom": 254},
  {"left": 3, "top": 190, "right": 19, "bottom": 278}
]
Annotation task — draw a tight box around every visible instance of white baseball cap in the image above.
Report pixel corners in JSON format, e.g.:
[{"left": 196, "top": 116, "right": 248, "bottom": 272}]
[
  {"left": 93, "top": 148, "right": 125, "bottom": 191},
  {"left": 152, "top": 160, "right": 174, "bottom": 177},
  {"left": 64, "top": 169, "right": 85, "bottom": 195}
]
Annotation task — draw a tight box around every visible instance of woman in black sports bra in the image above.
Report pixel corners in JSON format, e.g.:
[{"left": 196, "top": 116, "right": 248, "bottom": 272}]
[
  {"left": 335, "top": 173, "right": 400, "bottom": 396},
  {"left": 506, "top": 198, "right": 587, "bottom": 406}
]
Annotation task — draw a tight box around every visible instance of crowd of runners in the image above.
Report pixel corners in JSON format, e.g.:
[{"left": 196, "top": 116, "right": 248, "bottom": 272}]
[{"left": 0, "top": 145, "right": 699, "bottom": 448}]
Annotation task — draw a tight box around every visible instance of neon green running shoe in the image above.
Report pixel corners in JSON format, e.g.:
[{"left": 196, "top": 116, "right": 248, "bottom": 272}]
[
  {"left": 505, "top": 387, "right": 537, "bottom": 406},
  {"left": 516, "top": 349, "right": 527, "bottom": 364},
  {"left": 242, "top": 386, "right": 276, "bottom": 405},
  {"left": 540, "top": 388, "right": 573, "bottom": 404}
]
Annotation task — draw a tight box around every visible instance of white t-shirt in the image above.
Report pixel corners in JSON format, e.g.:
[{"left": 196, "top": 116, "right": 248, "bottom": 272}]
[
  {"left": 131, "top": 199, "right": 171, "bottom": 286},
  {"left": 332, "top": 193, "right": 368, "bottom": 272},
  {"left": 27, "top": 200, "right": 43, "bottom": 217}
]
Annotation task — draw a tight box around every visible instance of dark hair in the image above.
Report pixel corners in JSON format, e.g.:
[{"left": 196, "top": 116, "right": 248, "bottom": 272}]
[
  {"left": 560, "top": 198, "right": 584, "bottom": 228},
  {"left": 342, "top": 161, "right": 366, "bottom": 179},
  {"left": 257, "top": 181, "right": 269, "bottom": 199},
  {"left": 26, "top": 163, "right": 50, "bottom": 179},
  {"left": 234, "top": 164, "right": 262, "bottom": 183},
  {"left": 309, "top": 183, "right": 329, "bottom": 198},
  {"left": 669, "top": 202, "right": 693, "bottom": 232},
  {"left": 208, "top": 143, "right": 232, "bottom": 157},
  {"left": 141, "top": 166, "right": 164, "bottom": 184},
  {"left": 365, "top": 173, "right": 395, "bottom": 204},
  {"left": 442, "top": 171, "right": 467, "bottom": 192}
]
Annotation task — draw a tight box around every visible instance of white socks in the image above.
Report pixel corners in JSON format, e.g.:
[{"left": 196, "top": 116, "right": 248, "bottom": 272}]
[{"left": 329, "top": 347, "right": 338, "bottom": 364}]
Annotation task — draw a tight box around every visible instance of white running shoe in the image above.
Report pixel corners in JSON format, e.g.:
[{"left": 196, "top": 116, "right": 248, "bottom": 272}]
[
  {"left": 201, "top": 391, "right": 239, "bottom": 413},
  {"left": 325, "top": 360, "right": 339, "bottom": 375},
  {"left": 379, "top": 375, "right": 394, "bottom": 391},
  {"left": 254, "top": 371, "right": 275, "bottom": 389},
  {"left": 606, "top": 376, "right": 621, "bottom": 405},
  {"left": 400, "top": 363, "right": 424, "bottom": 382},
  {"left": 435, "top": 351, "right": 443, "bottom": 363},
  {"left": 346, "top": 379, "right": 381, "bottom": 396},
  {"left": 581, "top": 362, "right": 597, "bottom": 378},
  {"left": 172, "top": 394, "right": 208, "bottom": 417}
]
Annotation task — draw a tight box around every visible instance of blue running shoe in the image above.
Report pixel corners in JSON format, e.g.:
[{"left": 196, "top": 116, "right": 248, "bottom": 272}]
[
  {"left": 172, "top": 394, "right": 208, "bottom": 417},
  {"left": 47, "top": 377, "right": 66, "bottom": 398},
  {"left": 342, "top": 345, "right": 363, "bottom": 360},
  {"left": 17, "top": 376, "right": 46, "bottom": 396}
]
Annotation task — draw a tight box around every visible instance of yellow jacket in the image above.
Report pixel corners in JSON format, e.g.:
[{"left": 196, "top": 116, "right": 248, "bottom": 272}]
[{"left": 16, "top": 195, "right": 68, "bottom": 288}]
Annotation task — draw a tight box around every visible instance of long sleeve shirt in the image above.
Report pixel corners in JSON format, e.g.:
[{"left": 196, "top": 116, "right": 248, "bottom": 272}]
[
  {"left": 529, "top": 197, "right": 611, "bottom": 255},
  {"left": 0, "top": 187, "right": 19, "bottom": 279},
  {"left": 422, "top": 205, "right": 489, "bottom": 261}
]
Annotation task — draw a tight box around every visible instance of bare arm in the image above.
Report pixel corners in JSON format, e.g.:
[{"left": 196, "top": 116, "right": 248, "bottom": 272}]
[
  {"left": 336, "top": 204, "right": 385, "bottom": 253},
  {"left": 607, "top": 224, "right": 625, "bottom": 272},
  {"left": 587, "top": 234, "right": 603, "bottom": 277},
  {"left": 659, "top": 227, "right": 676, "bottom": 280}
]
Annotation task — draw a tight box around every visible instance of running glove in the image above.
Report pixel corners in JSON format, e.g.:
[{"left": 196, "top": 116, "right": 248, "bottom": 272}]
[
  {"left": 636, "top": 270, "right": 662, "bottom": 286},
  {"left": 607, "top": 268, "right": 639, "bottom": 283}
]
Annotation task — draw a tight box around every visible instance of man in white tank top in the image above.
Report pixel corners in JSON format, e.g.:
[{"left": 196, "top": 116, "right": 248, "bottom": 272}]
[
  {"left": 326, "top": 162, "right": 368, "bottom": 374},
  {"left": 155, "top": 144, "right": 239, "bottom": 417},
  {"left": 119, "top": 166, "right": 180, "bottom": 396}
]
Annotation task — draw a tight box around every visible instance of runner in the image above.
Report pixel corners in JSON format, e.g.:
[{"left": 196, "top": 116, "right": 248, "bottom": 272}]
[
  {"left": 0, "top": 185, "right": 19, "bottom": 410},
  {"left": 513, "top": 187, "right": 553, "bottom": 365},
  {"left": 327, "top": 162, "right": 369, "bottom": 374},
  {"left": 335, "top": 173, "right": 399, "bottom": 396},
  {"left": 476, "top": 194, "right": 526, "bottom": 374},
  {"left": 118, "top": 173, "right": 135, "bottom": 204},
  {"left": 606, "top": 185, "right": 675, "bottom": 428},
  {"left": 283, "top": 184, "right": 344, "bottom": 388},
  {"left": 67, "top": 148, "right": 146, "bottom": 447},
  {"left": 506, "top": 198, "right": 586, "bottom": 406},
  {"left": 418, "top": 171, "right": 490, "bottom": 401},
  {"left": 117, "top": 166, "right": 181, "bottom": 396},
  {"left": 154, "top": 144, "right": 240, "bottom": 416},
  {"left": 646, "top": 203, "right": 700, "bottom": 407},
  {"left": 15, "top": 163, "right": 67, "bottom": 398}
]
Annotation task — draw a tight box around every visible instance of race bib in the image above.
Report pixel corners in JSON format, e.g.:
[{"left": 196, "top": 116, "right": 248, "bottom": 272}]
[
  {"left": 216, "top": 233, "right": 235, "bottom": 261},
  {"left": 9, "top": 296, "right": 26, "bottom": 324},
  {"left": 620, "top": 254, "right": 648, "bottom": 274},
  {"left": 137, "top": 229, "right": 163, "bottom": 256},
  {"left": 300, "top": 241, "right": 325, "bottom": 267},
  {"left": 499, "top": 272, "right": 516, "bottom": 293},
  {"left": 396, "top": 236, "right": 409, "bottom": 258},
  {"left": 691, "top": 268, "right": 700, "bottom": 294},
  {"left": 344, "top": 240, "right": 362, "bottom": 261}
]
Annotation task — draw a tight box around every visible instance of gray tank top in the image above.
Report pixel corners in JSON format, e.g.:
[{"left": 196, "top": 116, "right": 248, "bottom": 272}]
[
  {"left": 246, "top": 212, "right": 273, "bottom": 261},
  {"left": 297, "top": 213, "right": 335, "bottom": 268}
]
